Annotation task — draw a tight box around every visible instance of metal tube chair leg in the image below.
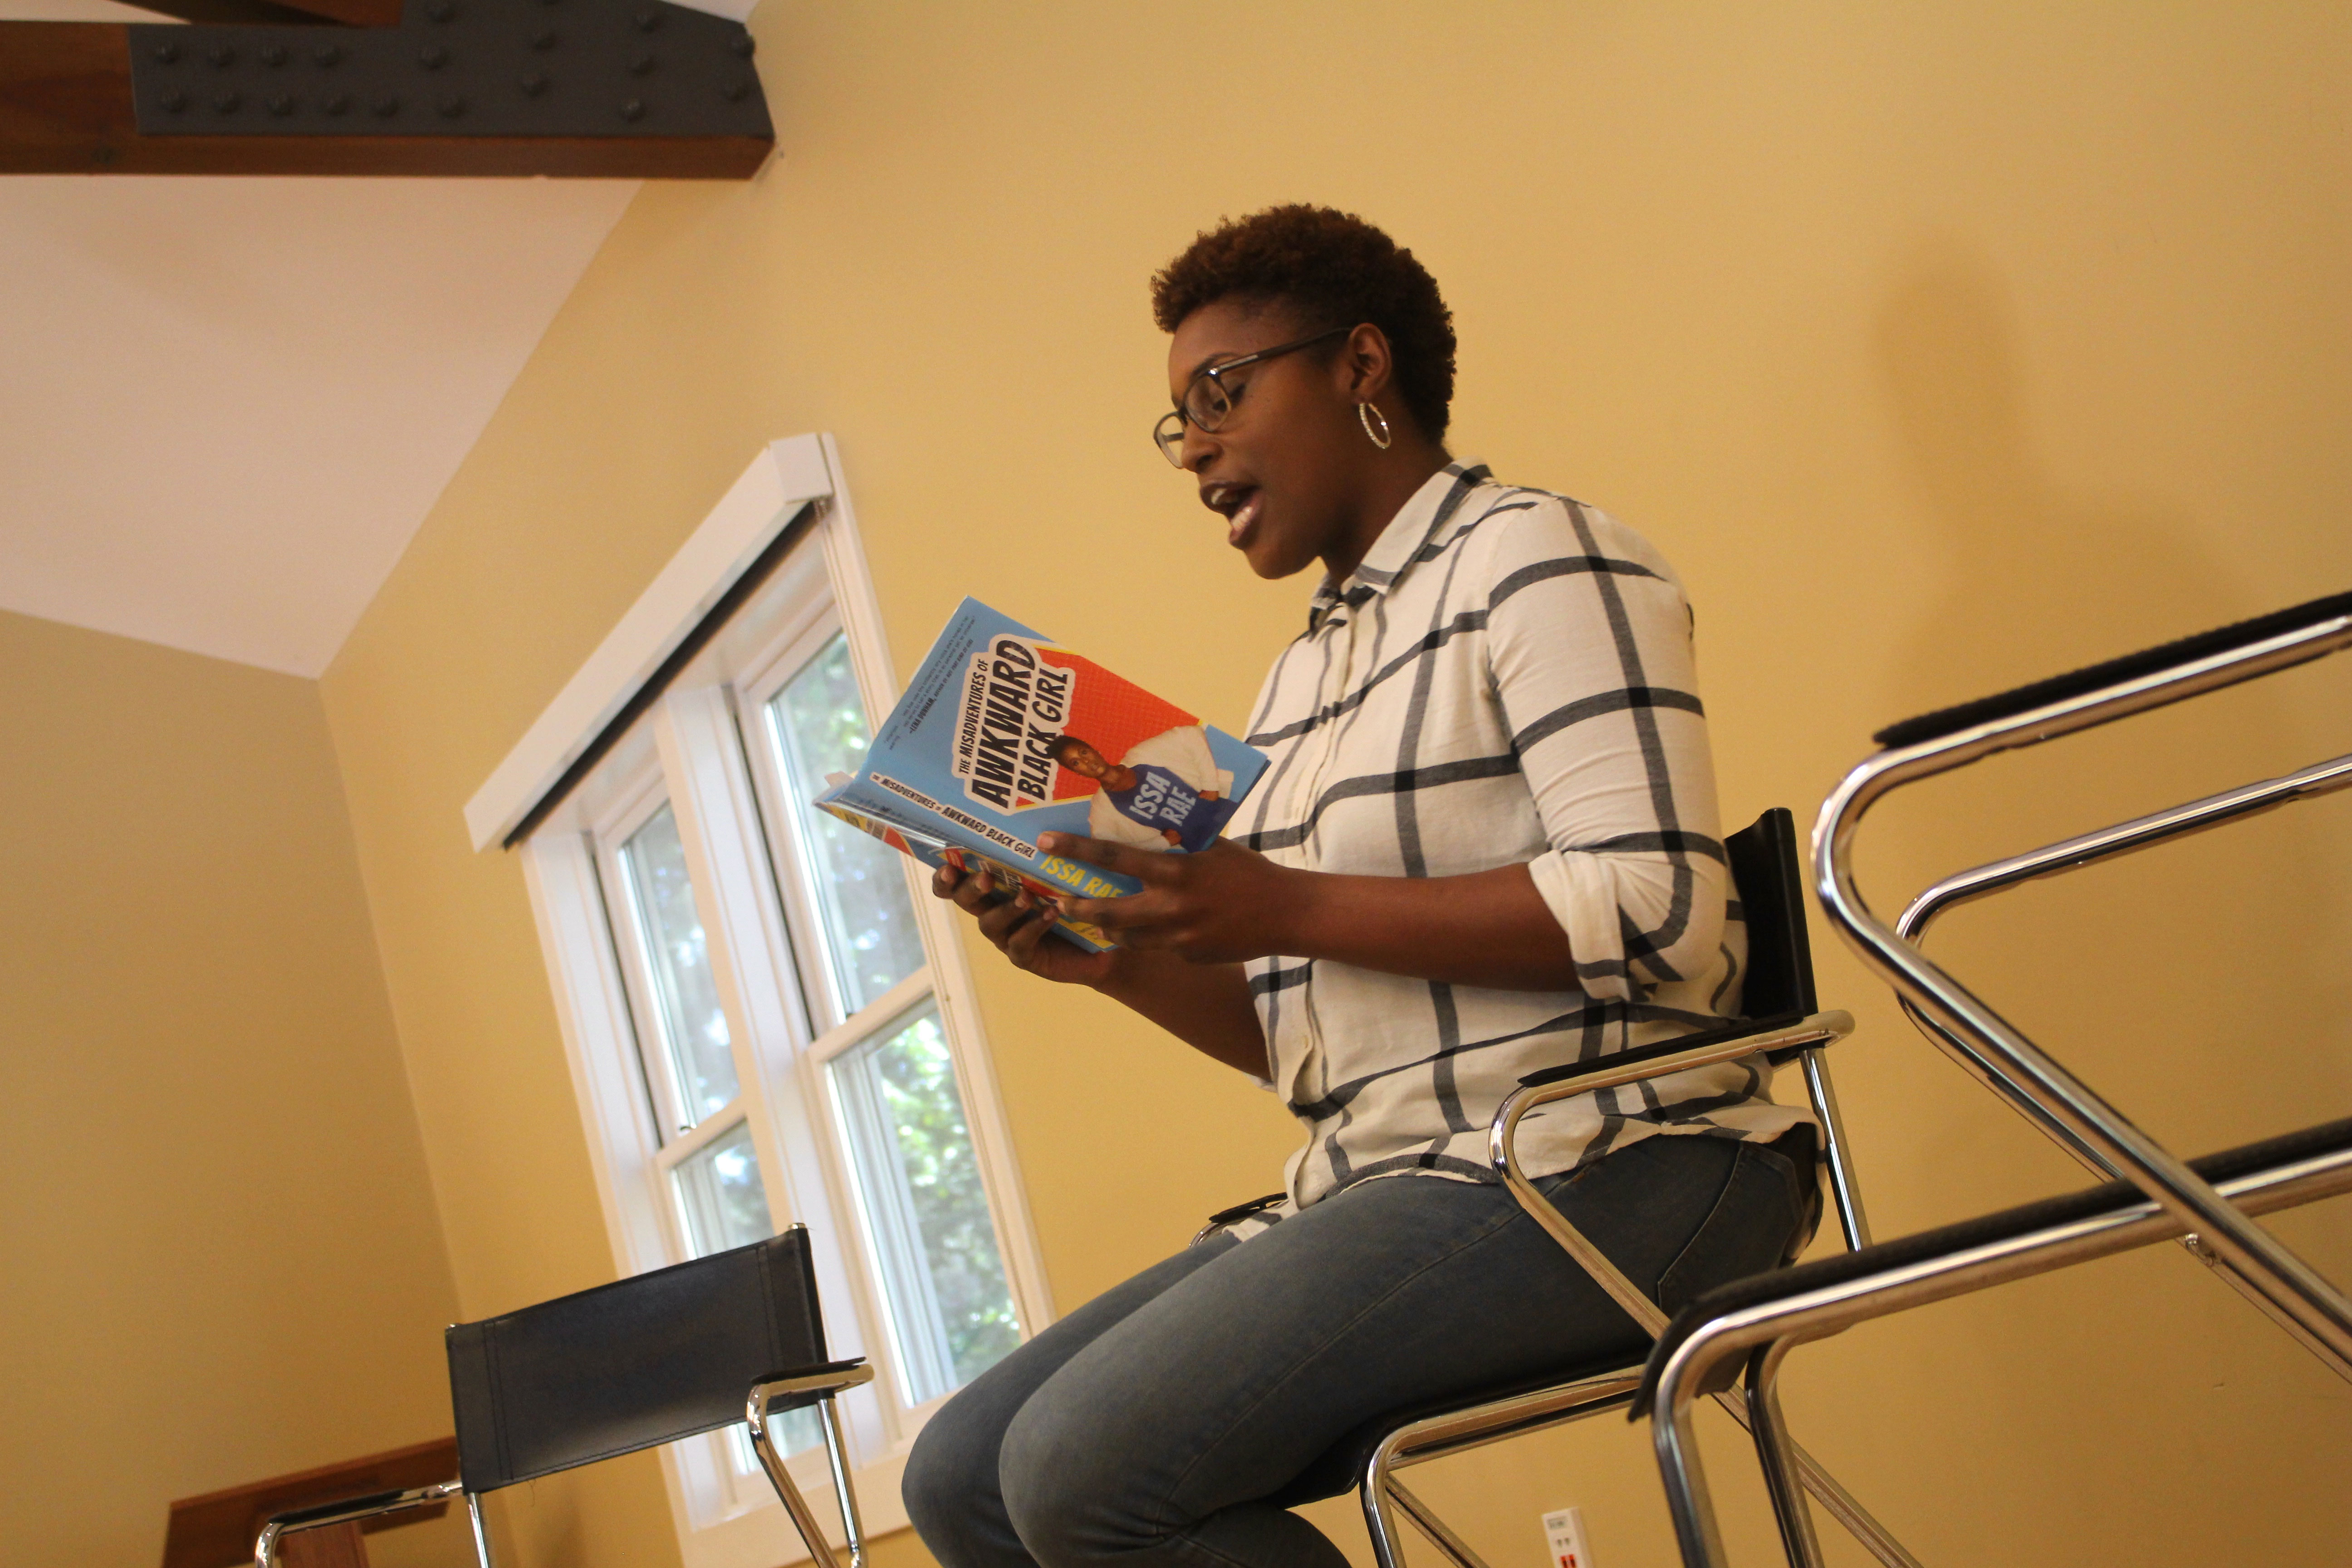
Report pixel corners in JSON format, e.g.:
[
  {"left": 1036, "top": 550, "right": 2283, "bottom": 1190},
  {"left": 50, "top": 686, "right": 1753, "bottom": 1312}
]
[
  {"left": 464, "top": 1490, "right": 495, "bottom": 1568},
  {"left": 1494, "top": 1030, "right": 1925, "bottom": 1568},
  {"left": 1360, "top": 1418, "right": 1498, "bottom": 1568},
  {"left": 1796, "top": 1047, "right": 1872, "bottom": 1250},
  {"left": 817, "top": 1394, "right": 870, "bottom": 1558},
  {"left": 1357, "top": 1436, "right": 1413, "bottom": 1568},
  {"left": 1814, "top": 605, "right": 2352, "bottom": 1377},
  {"left": 1643, "top": 1122, "right": 2352, "bottom": 1566},
  {"left": 1385, "top": 1474, "right": 1495, "bottom": 1568},
  {"left": 1652, "top": 1358, "right": 1735, "bottom": 1568},
  {"left": 748, "top": 1363, "right": 877, "bottom": 1568},
  {"left": 1340, "top": 1371, "right": 1646, "bottom": 1568},
  {"left": 1645, "top": 1324, "right": 1916, "bottom": 1568},
  {"left": 1742, "top": 1341, "right": 1824, "bottom": 1568}
]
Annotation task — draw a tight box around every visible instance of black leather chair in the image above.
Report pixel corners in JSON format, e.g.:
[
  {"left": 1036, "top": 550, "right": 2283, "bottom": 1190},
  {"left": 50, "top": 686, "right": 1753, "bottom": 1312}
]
[
  {"left": 255, "top": 1225, "right": 873, "bottom": 1568},
  {"left": 1812, "top": 587, "right": 2352, "bottom": 1380},
  {"left": 1239, "top": 809, "right": 1922, "bottom": 1568},
  {"left": 1628, "top": 591, "right": 2352, "bottom": 1568},
  {"left": 1639, "top": 1117, "right": 2352, "bottom": 1568}
]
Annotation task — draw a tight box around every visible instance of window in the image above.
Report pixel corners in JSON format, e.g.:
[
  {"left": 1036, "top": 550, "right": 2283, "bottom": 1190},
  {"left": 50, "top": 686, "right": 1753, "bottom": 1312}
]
[
  {"left": 743, "top": 625, "right": 1028, "bottom": 1407},
  {"left": 595, "top": 788, "right": 821, "bottom": 1462},
  {"left": 496, "top": 437, "right": 1049, "bottom": 1567}
]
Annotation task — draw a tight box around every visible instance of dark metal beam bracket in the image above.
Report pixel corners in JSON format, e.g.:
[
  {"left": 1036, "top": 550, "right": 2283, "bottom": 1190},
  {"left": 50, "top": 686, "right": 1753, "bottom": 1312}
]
[{"left": 126, "top": 0, "right": 767, "bottom": 140}]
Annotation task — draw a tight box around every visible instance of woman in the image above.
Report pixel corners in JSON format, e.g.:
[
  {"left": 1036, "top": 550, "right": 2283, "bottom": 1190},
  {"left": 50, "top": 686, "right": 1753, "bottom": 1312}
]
[{"left": 902, "top": 205, "right": 1816, "bottom": 1568}]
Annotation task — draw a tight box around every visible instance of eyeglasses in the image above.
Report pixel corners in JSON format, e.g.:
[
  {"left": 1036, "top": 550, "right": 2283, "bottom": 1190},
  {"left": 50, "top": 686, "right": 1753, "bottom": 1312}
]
[{"left": 1152, "top": 325, "right": 1350, "bottom": 467}]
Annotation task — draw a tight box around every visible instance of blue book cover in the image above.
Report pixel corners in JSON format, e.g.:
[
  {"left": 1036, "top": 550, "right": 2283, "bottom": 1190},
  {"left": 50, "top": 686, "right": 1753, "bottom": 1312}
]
[{"left": 815, "top": 598, "right": 1270, "bottom": 950}]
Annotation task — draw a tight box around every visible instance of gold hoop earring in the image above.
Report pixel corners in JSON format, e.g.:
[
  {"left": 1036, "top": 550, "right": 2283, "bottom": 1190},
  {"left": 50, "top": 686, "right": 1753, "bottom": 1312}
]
[{"left": 1358, "top": 402, "right": 1392, "bottom": 450}]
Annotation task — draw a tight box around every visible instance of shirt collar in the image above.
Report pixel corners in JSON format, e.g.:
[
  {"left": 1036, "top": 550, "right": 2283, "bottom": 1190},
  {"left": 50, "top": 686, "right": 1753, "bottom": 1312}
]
[{"left": 1307, "top": 459, "right": 1492, "bottom": 628}]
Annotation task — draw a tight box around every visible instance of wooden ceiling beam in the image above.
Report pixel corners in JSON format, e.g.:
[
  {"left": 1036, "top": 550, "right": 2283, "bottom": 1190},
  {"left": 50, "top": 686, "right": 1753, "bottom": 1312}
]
[
  {"left": 120, "top": 0, "right": 405, "bottom": 29},
  {"left": 0, "top": 16, "right": 769, "bottom": 177}
]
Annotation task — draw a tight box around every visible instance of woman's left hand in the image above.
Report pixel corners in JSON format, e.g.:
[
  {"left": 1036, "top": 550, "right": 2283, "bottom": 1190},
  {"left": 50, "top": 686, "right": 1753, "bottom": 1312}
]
[{"left": 1049, "top": 833, "right": 1304, "bottom": 964}]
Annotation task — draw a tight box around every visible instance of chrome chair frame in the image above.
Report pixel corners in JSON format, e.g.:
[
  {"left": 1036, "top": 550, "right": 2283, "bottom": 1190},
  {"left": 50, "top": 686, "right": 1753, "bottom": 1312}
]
[
  {"left": 1441, "top": 1014, "right": 1923, "bottom": 1568},
  {"left": 750, "top": 1363, "right": 877, "bottom": 1568},
  {"left": 1890, "top": 751, "right": 2352, "bottom": 1356},
  {"left": 1813, "top": 600, "right": 2352, "bottom": 1376},
  {"left": 252, "top": 1482, "right": 479, "bottom": 1568},
  {"left": 1641, "top": 1125, "right": 2352, "bottom": 1568},
  {"left": 1323, "top": 809, "right": 1922, "bottom": 1568}
]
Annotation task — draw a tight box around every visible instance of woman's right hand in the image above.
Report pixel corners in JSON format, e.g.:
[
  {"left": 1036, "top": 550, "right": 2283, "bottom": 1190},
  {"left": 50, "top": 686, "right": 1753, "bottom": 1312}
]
[
  {"left": 931, "top": 863, "right": 1122, "bottom": 988},
  {"left": 933, "top": 863, "right": 1273, "bottom": 1077}
]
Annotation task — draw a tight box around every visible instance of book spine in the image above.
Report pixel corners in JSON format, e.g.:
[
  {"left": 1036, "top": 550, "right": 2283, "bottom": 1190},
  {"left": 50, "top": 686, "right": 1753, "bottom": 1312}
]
[{"left": 818, "top": 789, "right": 1115, "bottom": 954}]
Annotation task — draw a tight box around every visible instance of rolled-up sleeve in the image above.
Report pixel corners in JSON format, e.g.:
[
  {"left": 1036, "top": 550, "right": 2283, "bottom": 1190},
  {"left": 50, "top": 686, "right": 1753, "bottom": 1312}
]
[{"left": 1484, "top": 500, "right": 1728, "bottom": 1003}]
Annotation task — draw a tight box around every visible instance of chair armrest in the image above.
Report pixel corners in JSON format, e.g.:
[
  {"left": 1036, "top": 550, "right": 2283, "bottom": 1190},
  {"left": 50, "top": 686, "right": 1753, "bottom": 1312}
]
[
  {"left": 1871, "top": 588, "right": 2352, "bottom": 749},
  {"left": 255, "top": 1483, "right": 460, "bottom": 1568},
  {"left": 1486, "top": 1010, "right": 1853, "bottom": 1338},
  {"left": 1191, "top": 1192, "right": 1285, "bottom": 1246},
  {"left": 747, "top": 1359, "right": 874, "bottom": 1421},
  {"left": 1514, "top": 1010, "right": 1853, "bottom": 1098}
]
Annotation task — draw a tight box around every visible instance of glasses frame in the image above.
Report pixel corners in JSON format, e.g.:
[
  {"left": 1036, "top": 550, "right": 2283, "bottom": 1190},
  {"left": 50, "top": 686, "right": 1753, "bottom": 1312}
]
[{"left": 1153, "top": 324, "right": 1352, "bottom": 466}]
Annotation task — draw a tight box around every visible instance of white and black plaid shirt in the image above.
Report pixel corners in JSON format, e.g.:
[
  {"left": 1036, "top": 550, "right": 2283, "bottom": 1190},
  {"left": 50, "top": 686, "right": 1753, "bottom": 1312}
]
[{"left": 1227, "top": 461, "right": 1809, "bottom": 1234}]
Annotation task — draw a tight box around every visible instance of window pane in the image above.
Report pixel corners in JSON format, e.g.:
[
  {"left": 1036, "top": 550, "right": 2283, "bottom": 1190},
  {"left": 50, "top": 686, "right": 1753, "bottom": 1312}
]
[
  {"left": 621, "top": 803, "right": 738, "bottom": 1128},
  {"left": 768, "top": 636, "right": 927, "bottom": 1017},
  {"left": 829, "top": 1004, "right": 1019, "bottom": 1405},
  {"left": 672, "top": 1119, "right": 774, "bottom": 1256},
  {"left": 672, "top": 1125, "right": 824, "bottom": 1461}
]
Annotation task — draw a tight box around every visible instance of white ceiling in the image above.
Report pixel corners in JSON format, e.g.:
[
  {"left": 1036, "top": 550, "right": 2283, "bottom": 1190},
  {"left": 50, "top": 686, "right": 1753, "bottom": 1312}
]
[{"left": 0, "top": 0, "right": 639, "bottom": 675}]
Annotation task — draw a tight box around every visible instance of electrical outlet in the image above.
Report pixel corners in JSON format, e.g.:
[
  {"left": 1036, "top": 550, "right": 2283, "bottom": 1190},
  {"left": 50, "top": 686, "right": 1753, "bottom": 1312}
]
[{"left": 1541, "top": 1506, "right": 1593, "bottom": 1568}]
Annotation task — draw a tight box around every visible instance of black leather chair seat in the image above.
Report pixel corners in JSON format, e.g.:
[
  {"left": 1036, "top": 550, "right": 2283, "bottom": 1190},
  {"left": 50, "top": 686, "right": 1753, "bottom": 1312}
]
[{"left": 1633, "top": 1115, "right": 2352, "bottom": 1418}]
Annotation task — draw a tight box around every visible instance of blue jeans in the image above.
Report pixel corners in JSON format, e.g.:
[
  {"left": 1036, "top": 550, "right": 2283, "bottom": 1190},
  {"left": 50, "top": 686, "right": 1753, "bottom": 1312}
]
[{"left": 902, "top": 1131, "right": 1813, "bottom": 1568}]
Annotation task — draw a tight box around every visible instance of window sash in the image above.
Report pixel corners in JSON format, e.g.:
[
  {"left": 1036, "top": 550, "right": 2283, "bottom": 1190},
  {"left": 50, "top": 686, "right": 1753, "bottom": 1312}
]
[
  {"left": 733, "top": 631, "right": 1034, "bottom": 1415},
  {"left": 508, "top": 457, "right": 1053, "bottom": 1567},
  {"left": 593, "top": 781, "right": 699, "bottom": 1147}
]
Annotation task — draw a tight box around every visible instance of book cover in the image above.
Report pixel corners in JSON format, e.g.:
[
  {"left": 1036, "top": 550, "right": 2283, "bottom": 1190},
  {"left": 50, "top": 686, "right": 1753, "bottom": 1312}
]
[{"left": 815, "top": 598, "right": 1270, "bottom": 950}]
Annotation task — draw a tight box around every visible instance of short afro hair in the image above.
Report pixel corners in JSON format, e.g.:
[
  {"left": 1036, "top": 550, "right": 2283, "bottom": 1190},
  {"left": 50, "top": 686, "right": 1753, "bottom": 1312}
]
[{"left": 1151, "top": 205, "right": 1456, "bottom": 441}]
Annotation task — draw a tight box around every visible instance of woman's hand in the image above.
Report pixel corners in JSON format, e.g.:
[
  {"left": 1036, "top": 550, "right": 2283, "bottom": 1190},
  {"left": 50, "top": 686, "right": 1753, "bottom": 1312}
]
[
  {"left": 1051, "top": 833, "right": 1583, "bottom": 992},
  {"left": 1050, "top": 833, "right": 1304, "bottom": 964},
  {"left": 929, "top": 852, "right": 1272, "bottom": 1075},
  {"left": 930, "top": 862, "right": 1121, "bottom": 987}
]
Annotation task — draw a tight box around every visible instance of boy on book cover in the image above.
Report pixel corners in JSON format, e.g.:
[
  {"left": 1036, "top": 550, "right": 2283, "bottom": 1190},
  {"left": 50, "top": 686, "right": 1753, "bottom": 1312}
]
[{"left": 1049, "top": 726, "right": 1236, "bottom": 853}]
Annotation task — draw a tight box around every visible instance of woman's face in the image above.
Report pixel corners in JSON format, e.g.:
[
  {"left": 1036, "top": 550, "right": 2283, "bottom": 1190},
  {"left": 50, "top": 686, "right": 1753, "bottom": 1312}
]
[{"left": 1166, "top": 297, "right": 1373, "bottom": 581}]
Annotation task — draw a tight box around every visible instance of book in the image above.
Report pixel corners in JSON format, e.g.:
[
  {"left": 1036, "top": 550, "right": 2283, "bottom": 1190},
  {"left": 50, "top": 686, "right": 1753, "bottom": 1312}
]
[{"left": 814, "top": 598, "right": 1271, "bottom": 951}]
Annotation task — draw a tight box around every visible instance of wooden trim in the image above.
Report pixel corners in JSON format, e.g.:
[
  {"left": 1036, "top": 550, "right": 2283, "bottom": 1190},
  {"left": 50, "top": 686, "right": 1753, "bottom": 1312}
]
[
  {"left": 161, "top": 1437, "right": 458, "bottom": 1568},
  {"left": 280, "top": 1524, "right": 368, "bottom": 1568},
  {"left": 120, "top": 0, "right": 404, "bottom": 28},
  {"left": 0, "top": 23, "right": 769, "bottom": 177}
]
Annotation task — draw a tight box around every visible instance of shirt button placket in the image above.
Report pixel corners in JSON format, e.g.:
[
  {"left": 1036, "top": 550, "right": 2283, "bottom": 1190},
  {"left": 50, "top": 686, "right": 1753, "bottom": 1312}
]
[
  {"left": 1291, "top": 608, "right": 1359, "bottom": 1079},
  {"left": 1292, "top": 616, "right": 1349, "bottom": 865}
]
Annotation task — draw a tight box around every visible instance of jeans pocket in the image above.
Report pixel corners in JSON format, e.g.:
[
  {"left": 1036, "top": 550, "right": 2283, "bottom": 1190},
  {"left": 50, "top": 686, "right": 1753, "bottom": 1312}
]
[{"left": 1654, "top": 1141, "right": 1805, "bottom": 1316}]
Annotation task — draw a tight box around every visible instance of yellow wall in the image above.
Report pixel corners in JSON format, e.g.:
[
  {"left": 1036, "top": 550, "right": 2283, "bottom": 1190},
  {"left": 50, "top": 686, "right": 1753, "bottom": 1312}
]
[
  {"left": 0, "top": 610, "right": 460, "bottom": 1566},
  {"left": 318, "top": 3, "right": 2352, "bottom": 1565}
]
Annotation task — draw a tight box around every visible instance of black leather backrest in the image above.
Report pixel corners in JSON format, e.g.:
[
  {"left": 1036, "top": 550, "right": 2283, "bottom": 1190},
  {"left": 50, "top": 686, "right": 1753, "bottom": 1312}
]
[
  {"left": 1872, "top": 588, "right": 2352, "bottom": 749},
  {"left": 1723, "top": 808, "right": 1818, "bottom": 1020},
  {"left": 446, "top": 1227, "right": 827, "bottom": 1494}
]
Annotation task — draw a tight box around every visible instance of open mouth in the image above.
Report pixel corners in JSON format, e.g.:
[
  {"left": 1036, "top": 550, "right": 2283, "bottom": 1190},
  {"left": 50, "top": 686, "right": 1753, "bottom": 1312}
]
[{"left": 1201, "top": 482, "right": 1262, "bottom": 548}]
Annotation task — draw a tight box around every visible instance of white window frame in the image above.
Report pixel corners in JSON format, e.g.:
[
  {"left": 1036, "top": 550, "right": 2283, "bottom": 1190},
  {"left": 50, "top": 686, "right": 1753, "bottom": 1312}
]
[
  {"left": 475, "top": 435, "right": 1054, "bottom": 1568},
  {"left": 733, "top": 609, "right": 1004, "bottom": 1422}
]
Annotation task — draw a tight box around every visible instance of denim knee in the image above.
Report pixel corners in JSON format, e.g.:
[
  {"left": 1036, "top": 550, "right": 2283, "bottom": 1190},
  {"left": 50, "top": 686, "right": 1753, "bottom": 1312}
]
[
  {"left": 902, "top": 1391, "right": 1006, "bottom": 1557},
  {"left": 998, "top": 1385, "right": 1139, "bottom": 1567}
]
